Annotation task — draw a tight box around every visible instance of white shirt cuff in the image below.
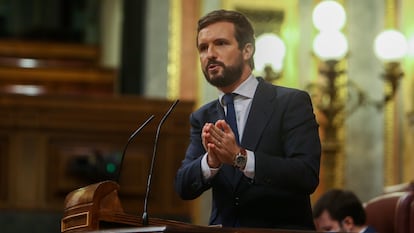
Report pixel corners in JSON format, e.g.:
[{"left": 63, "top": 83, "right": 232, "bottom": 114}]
[
  {"left": 243, "top": 150, "right": 255, "bottom": 179},
  {"left": 201, "top": 153, "right": 220, "bottom": 179}
]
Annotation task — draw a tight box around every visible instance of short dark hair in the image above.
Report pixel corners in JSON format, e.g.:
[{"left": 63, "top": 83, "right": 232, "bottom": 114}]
[
  {"left": 196, "top": 9, "right": 256, "bottom": 69},
  {"left": 313, "top": 189, "right": 367, "bottom": 226}
]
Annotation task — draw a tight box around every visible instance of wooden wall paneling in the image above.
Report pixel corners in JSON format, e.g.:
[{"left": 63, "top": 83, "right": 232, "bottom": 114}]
[
  {"left": 0, "top": 40, "right": 115, "bottom": 96},
  {"left": 0, "top": 93, "right": 194, "bottom": 221},
  {"left": 0, "top": 66, "right": 116, "bottom": 96},
  {"left": 161, "top": 135, "right": 192, "bottom": 218},
  {"left": 0, "top": 133, "right": 8, "bottom": 205},
  {"left": 0, "top": 40, "right": 100, "bottom": 61},
  {"left": 45, "top": 131, "right": 155, "bottom": 213},
  {"left": 7, "top": 131, "right": 48, "bottom": 209}
]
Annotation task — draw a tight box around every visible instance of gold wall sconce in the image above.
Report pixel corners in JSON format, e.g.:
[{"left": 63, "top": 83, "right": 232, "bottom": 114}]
[
  {"left": 254, "top": 33, "right": 286, "bottom": 82},
  {"left": 311, "top": 0, "right": 349, "bottom": 139},
  {"left": 309, "top": 1, "right": 408, "bottom": 190},
  {"left": 373, "top": 29, "right": 408, "bottom": 108}
]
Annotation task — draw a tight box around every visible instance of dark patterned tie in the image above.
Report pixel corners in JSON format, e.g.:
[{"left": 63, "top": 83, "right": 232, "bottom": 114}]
[
  {"left": 224, "top": 93, "right": 241, "bottom": 215},
  {"left": 223, "top": 93, "right": 240, "bottom": 145}
]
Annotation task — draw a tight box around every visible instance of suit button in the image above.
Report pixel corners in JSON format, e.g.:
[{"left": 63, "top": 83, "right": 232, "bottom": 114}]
[
  {"left": 234, "top": 197, "right": 240, "bottom": 206},
  {"left": 191, "top": 182, "right": 199, "bottom": 190}
]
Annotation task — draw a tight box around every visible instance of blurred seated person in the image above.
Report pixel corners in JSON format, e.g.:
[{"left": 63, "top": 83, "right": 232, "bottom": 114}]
[{"left": 313, "top": 189, "right": 376, "bottom": 233}]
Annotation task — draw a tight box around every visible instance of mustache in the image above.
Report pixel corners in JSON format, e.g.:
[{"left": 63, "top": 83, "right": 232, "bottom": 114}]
[{"left": 206, "top": 60, "right": 225, "bottom": 69}]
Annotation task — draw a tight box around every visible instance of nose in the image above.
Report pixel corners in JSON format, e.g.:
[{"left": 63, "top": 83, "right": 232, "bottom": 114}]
[{"left": 206, "top": 46, "right": 217, "bottom": 59}]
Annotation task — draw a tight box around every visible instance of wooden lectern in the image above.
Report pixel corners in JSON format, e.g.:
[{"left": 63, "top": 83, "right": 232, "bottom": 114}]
[
  {"left": 61, "top": 181, "right": 141, "bottom": 232},
  {"left": 61, "top": 180, "right": 214, "bottom": 233},
  {"left": 61, "top": 181, "right": 319, "bottom": 233}
]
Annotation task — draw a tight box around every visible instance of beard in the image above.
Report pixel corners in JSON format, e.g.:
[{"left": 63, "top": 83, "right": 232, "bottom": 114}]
[{"left": 202, "top": 55, "right": 244, "bottom": 88}]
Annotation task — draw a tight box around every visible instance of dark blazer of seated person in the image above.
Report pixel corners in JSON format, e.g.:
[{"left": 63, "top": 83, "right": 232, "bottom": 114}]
[{"left": 313, "top": 189, "right": 376, "bottom": 233}]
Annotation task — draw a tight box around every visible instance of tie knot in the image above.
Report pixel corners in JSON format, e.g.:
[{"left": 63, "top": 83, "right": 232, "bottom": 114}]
[{"left": 223, "top": 93, "right": 235, "bottom": 105}]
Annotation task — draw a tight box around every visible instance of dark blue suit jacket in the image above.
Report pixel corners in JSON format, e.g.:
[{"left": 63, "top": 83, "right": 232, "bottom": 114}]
[{"left": 175, "top": 77, "right": 321, "bottom": 229}]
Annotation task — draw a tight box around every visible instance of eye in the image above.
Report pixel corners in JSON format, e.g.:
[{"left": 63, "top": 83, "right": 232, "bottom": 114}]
[
  {"left": 198, "top": 44, "right": 208, "bottom": 52},
  {"left": 215, "top": 39, "right": 228, "bottom": 46}
]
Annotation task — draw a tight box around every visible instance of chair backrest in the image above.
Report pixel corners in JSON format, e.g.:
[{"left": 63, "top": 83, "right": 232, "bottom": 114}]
[
  {"left": 410, "top": 200, "right": 414, "bottom": 233},
  {"left": 384, "top": 181, "right": 414, "bottom": 193},
  {"left": 395, "top": 191, "right": 414, "bottom": 233},
  {"left": 364, "top": 191, "right": 414, "bottom": 233}
]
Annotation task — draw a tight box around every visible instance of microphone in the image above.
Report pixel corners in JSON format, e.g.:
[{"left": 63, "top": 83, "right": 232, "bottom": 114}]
[
  {"left": 116, "top": 115, "right": 155, "bottom": 183},
  {"left": 142, "top": 99, "right": 179, "bottom": 226}
]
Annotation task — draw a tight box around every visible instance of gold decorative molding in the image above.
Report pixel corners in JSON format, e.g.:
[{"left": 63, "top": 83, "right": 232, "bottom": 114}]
[
  {"left": 167, "top": 0, "right": 181, "bottom": 100},
  {"left": 401, "top": 0, "right": 414, "bottom": 181},
  {"left": 383, "top": 0, "right": 400, "bottom": 186}
]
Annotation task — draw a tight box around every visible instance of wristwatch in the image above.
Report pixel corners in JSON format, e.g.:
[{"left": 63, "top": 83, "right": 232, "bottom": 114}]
[{"left": 233, "top": 148, "right": 247, "bottom": 170}]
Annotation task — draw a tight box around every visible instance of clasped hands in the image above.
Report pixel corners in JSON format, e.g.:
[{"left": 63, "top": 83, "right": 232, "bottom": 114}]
[{"left": 202, "top": 119, "right": 240, "bottom": 168}]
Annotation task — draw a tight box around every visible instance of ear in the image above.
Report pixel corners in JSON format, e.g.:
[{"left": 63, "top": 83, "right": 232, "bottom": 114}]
[
  {"left": 342, "top": 216, "right": 354, "bottom": 225},
  {"left": 341, "top": 216, "right": 354, "bottom": 232},
  {"left": 242, "top": 43, "right": 254, "bottom": 61}
]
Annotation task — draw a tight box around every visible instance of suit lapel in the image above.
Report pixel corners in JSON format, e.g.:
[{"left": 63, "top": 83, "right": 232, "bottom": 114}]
[
  {"left": 233, "top": 78, "right": 277, "bottom": 189},
  {"left": 209, "top": 100, "right": 225, "bottom": 121},
  {"left": 241, "top": 78, "right": 276, "bottom": 151}
]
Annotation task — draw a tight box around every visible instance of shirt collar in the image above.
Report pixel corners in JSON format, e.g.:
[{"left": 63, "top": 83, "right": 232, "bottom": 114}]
[
  {"left": 219, "top": 74, "right": 258, "bottom": 106},
  {"left": 358, "top": 226, "right": 368, "bottom": 233}
]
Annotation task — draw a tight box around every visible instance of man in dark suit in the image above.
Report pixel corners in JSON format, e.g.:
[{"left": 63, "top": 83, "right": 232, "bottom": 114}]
[
  {"left": 174, "top": 9, "right": 321, "bottom": 230},
  {"left": 313, "top": 189, "right": 377, "bottom": 233}
]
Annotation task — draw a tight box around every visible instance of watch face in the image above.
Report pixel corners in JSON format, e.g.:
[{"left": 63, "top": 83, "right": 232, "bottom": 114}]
[
  {"left": 235, "top": 154, "right": 246, "bottom": 167},
  {"left": 236, "top": 156, "right": 245, "bottom": 163}
]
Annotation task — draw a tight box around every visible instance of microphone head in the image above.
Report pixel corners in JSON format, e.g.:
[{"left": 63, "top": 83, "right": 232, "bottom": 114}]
[
  {"left": 142, "top": 212, "right": 149, "bottom": 226},
  {"left": 116, "top": 115, "right": 155, "bottom": 183}
]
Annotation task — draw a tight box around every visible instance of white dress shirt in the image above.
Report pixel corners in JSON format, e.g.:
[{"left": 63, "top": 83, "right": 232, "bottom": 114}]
[{"left": 201, "top": 75, "right": 258, "bottom": 179}]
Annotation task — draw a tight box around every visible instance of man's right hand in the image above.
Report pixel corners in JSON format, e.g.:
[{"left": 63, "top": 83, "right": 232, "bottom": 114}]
[{"left": 202, "top": 123, "right": 222, "bottom": 168}]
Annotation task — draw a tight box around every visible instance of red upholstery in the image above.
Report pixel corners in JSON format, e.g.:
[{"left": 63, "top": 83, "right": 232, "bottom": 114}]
[
  {"left": 364, "top": 191, "right": 414, "bottom": 233},
  {"left": 395, "top": 192, "right": 414, "bottom": 233},
  {"left": 410, "top": 200, "right": 414, "bottom": 233}
]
